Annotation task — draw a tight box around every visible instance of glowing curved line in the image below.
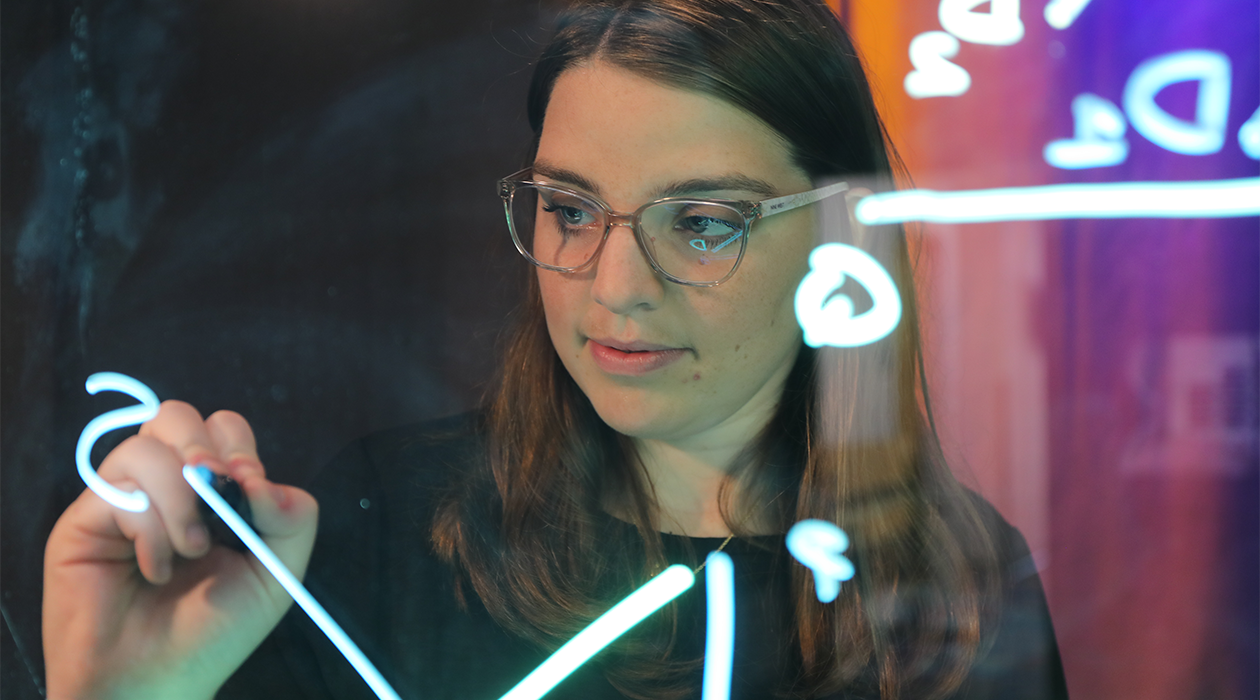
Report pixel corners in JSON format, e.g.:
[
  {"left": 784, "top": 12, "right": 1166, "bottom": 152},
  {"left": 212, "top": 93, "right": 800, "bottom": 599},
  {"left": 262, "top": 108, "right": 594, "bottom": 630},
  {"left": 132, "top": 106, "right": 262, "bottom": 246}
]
[
  {"left": 795, "top": 243, "right": 902, "bottom": 348},
  {"left": 701, "top": 552, "right": 735, "bottom": 700},
  {"left": 1239, "top": 107, "right": 1260, "bottom": 160},
  {"left": 1044, "top": 0, "right": 1094, "bottom": 29},
  {"left": 183, "top": 466, "right": 402, "bottom": 700},
  {"left": 786, "top": 520, "right": 855, "bottom": 604},
  {"left": 499, "top": 565, "right": 696, "bottom": 700},
  {"left": 854, "top": 178, "right": 1260, "bottom": 225},
  {"left": 76, "top": 373, "right": 160, "bottom": 512}
]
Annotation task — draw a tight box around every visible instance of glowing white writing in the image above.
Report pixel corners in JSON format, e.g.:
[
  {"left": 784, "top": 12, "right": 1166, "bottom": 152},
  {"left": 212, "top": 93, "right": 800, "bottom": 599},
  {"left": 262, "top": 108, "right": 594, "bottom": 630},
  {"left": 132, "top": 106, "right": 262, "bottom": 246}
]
[
  {"left": 499, "top": 566, "right": 696, "bottom": 700},
  {"left": 76, "top": 372, "right": 160, "bottom": 513},
  {"left": 1044, "top": 0, "right": 1095, "bottom": 30},
  {"left": 1124, "top": 50, "right": 1232, "bottom": 156},
  {"left": 1240, "top": 107, "right": 1260, "bottom": 160},
  {"left": 938, "top": 0, "right": 1025, "bottom": 46},
  {"left": 1047, "top": 51, "right": 1252, "bottom": 168},
  {"left": 701, "top": 552, "right": 735, "bottom": 700},
  {"left": 1044, "top": 93, "right": 1129, "bottom": 169},
  {"left": 853, "top": 177, "right": 1260, "bottom": 225},
  {"left": 786, "top": 520, "right": 856, "bottom": 603},
  {"left": 905, "top": 32, "right": 972, "bottom": 99},
  {"left": 795, "top": 243, "right": 902, "bottom": 348}
]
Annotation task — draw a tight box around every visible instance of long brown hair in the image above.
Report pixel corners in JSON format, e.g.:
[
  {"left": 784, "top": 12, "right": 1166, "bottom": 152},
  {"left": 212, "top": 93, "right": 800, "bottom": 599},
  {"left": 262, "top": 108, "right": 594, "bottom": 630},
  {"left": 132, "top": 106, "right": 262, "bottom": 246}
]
[{"left": 433, "top": 1, "right": 1001, "bottom": 697}]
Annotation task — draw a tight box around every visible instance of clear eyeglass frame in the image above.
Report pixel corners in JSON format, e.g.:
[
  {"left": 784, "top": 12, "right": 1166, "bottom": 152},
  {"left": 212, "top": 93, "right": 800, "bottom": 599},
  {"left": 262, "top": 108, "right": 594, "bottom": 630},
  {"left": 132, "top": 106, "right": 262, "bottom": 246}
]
[{"left": 497, "top": 167, "right": 850, "bottom": 287}]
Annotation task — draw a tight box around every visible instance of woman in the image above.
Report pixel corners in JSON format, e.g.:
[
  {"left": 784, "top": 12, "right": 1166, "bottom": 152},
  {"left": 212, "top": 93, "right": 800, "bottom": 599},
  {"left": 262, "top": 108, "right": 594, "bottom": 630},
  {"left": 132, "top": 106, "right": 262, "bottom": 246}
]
[{"left": 42, "top": 1, "right": 1067, "bottom": 698}]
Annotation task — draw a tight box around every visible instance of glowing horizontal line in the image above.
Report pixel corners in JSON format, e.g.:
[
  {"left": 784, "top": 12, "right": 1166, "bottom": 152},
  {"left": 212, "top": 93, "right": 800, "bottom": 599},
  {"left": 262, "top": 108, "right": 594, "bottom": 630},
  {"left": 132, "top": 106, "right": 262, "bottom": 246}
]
[
  {"left": 499, "top": 565, "right": 696, "bottom": 700},
  {"left": 182, "top": 467, "right": 402, "bottom": 700},
  {"left": 855, "top": 178, "right": 1260, "bottom": 225}
]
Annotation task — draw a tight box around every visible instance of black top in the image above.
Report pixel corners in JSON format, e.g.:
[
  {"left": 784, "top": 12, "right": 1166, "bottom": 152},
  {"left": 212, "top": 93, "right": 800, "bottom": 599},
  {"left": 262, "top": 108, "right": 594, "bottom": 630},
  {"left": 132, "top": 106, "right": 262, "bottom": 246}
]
[{"left": 221, "top": 414, "right": 1069, "bottom": 700}]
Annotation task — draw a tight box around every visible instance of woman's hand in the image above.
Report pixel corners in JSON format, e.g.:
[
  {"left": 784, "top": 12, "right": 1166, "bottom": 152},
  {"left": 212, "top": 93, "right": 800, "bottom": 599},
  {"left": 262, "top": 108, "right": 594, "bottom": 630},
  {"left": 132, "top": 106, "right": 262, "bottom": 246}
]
[{"left": 43, "top": 401, "right": 318, "bottom": 700}]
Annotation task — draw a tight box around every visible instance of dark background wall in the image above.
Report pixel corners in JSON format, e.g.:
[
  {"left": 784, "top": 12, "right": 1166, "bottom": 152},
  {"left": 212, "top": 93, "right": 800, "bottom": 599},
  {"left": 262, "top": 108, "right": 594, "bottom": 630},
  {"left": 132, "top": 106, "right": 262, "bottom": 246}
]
[{"left": 2, "top": 1, "right": 556, "bottom": 695}]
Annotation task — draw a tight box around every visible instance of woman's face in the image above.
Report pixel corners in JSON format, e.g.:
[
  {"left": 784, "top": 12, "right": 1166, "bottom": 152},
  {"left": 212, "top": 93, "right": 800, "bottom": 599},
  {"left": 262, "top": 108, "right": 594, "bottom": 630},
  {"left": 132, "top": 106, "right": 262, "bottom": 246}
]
[{"left": 535, "top": 61, "right": 817, "bottom": 451}]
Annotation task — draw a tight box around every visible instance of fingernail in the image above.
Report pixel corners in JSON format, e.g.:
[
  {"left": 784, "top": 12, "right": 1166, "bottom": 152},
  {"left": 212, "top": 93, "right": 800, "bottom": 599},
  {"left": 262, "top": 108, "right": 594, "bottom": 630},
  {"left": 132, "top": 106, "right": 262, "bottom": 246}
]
[
  {"left": 269, "top": 483, "right": 288, "bottom": 509},
  {"left": 186, "top": 522, "right": 210, "bottom": 553}
]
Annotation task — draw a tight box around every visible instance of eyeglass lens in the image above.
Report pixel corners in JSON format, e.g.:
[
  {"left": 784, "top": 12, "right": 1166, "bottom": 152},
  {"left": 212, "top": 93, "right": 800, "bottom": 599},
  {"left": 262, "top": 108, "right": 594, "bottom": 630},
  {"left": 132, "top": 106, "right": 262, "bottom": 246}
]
[{"left": 510, "top": 184, "right": 746, "bottom": 284}]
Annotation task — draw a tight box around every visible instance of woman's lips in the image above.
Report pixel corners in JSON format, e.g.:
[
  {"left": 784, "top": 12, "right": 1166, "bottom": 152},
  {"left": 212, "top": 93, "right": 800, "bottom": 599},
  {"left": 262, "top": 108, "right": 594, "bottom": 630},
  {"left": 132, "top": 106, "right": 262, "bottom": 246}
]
[{"left": 588, "top": 339, "right": 687, "bottom": 376}]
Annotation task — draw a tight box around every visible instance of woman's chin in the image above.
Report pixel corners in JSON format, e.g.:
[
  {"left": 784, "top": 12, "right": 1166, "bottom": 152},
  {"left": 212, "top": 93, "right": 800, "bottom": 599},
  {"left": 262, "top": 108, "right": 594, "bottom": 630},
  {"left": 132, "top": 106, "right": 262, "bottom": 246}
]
[{"left": 586, "top": 395, "right": 681, "bottom": 441}]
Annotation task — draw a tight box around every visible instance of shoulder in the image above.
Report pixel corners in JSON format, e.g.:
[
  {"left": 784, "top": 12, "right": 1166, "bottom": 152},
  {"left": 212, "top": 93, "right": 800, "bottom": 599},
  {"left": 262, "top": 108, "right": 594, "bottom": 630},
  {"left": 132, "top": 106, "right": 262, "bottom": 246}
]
[
  {"left": 958, "top": 488, "right": 1041, "bottom": 582},
  {"left": 951, "top": 489, "right": 1069, "bottom": 699}
]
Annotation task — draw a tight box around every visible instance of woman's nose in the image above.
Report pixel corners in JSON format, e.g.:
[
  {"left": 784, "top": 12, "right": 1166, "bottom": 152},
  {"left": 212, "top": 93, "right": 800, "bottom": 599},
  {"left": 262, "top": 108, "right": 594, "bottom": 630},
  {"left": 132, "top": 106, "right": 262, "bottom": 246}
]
[{"left": 590, "top": 222, "right": 666, "bottom": 315}]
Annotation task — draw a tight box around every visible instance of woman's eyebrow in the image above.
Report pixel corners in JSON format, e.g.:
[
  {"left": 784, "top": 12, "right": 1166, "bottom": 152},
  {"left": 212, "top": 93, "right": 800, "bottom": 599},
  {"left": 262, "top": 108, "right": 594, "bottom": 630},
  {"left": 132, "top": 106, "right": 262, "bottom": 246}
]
[
  {"left": 531, "top": 161, "right": 779, "bottom": 200},
  {"left": 531, "top": 161, "right": 604, "bottom": 196},
  {"left": 650, "top": 175, "right": 778, "bottom": 199}
]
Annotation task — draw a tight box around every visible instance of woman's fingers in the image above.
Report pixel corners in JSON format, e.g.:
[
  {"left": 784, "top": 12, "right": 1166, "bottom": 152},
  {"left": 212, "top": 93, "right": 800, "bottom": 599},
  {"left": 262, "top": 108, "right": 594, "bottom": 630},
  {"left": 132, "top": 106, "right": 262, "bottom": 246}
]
[
  {"left": 107, "top": 480, "right": 178, "bottom": 584},
  {"left": 236, "top": 474, "right": 319, "bottom": 581},
  {"left": 97, "top": 434, "right": 211, "bottom": 561},
  {"left": 203, "top": 410, "right": 318, "bottom": 579},
  {"left": 90, "top": 400, "right": 316, "bottom": 588},
  {"left": 205, "top": 410, "right": 266, "bottom": 481},
  {"left": 140, "top": 400, "right": 226, "bottom": 473}
]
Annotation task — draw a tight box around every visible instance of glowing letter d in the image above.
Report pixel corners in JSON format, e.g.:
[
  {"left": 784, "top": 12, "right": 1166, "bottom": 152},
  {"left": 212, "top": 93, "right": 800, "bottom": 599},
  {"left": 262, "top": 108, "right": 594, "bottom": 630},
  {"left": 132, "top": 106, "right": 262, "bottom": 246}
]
[{"left": 1124, "top": 50, "right": 1231, "bottom": 156}]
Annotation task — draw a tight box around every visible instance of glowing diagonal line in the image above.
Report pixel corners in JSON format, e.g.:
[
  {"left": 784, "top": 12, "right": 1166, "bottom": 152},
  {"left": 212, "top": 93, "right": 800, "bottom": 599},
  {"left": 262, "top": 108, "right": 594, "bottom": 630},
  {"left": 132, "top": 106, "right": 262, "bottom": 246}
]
[
  {"left": 499, "top": 565, "right": 696, "bottom": 700},
  {"left": 1044, "top": 0, "right": 1094, "bottom": 29},
  {"left": 182, "top": 466, "right": 402, "bottom": 700},
  {"left": 701, "top": 552, "right": 734, "bottom": 700},
  {"left": 855, "top": 177, "right": 1260, "bottom": 225}
]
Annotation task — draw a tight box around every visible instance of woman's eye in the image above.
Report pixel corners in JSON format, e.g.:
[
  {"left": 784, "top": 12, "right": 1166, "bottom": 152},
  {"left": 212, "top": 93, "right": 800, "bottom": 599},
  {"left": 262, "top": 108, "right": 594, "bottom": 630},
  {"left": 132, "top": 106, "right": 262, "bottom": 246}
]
[
  {"left": 678, "top": 215, "right": 738, "bottom": 235},
  {"left": 543, "top": 204, "right": 596, "bottom": 228}
]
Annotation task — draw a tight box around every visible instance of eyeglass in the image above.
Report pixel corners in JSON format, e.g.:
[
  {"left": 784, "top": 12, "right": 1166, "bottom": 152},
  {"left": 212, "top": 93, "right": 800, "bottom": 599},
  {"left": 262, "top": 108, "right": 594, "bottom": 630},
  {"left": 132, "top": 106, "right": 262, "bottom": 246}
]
[{"left": 497, "top": 167, "right": 850, "bottom": 287}]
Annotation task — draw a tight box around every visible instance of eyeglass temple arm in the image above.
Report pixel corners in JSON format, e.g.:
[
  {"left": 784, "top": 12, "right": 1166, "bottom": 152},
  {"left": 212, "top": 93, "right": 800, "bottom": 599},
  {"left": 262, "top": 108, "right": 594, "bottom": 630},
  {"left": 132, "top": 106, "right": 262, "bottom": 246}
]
[{"left": 758, "top": 181, "right": 850, "bottom": 219}]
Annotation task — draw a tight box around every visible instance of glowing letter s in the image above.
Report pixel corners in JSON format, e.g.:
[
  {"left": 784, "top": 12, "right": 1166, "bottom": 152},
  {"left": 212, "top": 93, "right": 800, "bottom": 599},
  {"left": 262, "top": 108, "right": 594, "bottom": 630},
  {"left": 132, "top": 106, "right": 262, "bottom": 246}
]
[
  {"left": 787, "top": 520, "right": 855, "bottom": 603},
  {"left": 939, "top": 0, "right": 1024, "bottom": 46},
  {"left": 795, "top": 243, "right": 901, "bottom": 348},
  {"left": 76, "top": 372, "right": 159, "bottom": 512},
  {"left": 1124, "top": 50, "right": 1231, "bottom": 156}
]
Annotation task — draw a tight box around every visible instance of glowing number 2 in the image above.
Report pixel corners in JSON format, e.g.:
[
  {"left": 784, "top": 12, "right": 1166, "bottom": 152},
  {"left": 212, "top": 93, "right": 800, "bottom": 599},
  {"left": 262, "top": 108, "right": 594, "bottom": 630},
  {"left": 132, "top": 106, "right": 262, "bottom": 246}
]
[
  {"left": 905, "top": 31, "right": 971, "bottom": 99},
  {"left": 76, "top": 372, "right": 160, "bottom": 512}
]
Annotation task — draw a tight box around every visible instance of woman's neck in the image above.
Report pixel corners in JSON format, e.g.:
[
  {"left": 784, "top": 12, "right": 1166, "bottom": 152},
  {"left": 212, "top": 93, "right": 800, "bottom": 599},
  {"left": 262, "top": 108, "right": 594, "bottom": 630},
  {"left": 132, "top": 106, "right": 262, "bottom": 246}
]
[{"left": 633, "top": 438, "right": 739, "bottom": 537}]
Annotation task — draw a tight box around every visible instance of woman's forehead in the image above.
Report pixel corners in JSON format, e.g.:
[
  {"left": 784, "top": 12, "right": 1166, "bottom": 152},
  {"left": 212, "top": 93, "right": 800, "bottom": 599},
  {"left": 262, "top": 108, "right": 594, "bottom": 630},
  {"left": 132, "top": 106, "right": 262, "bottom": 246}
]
[{"left": 537, "top": 61, "right": 807, "bottom": 202}]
